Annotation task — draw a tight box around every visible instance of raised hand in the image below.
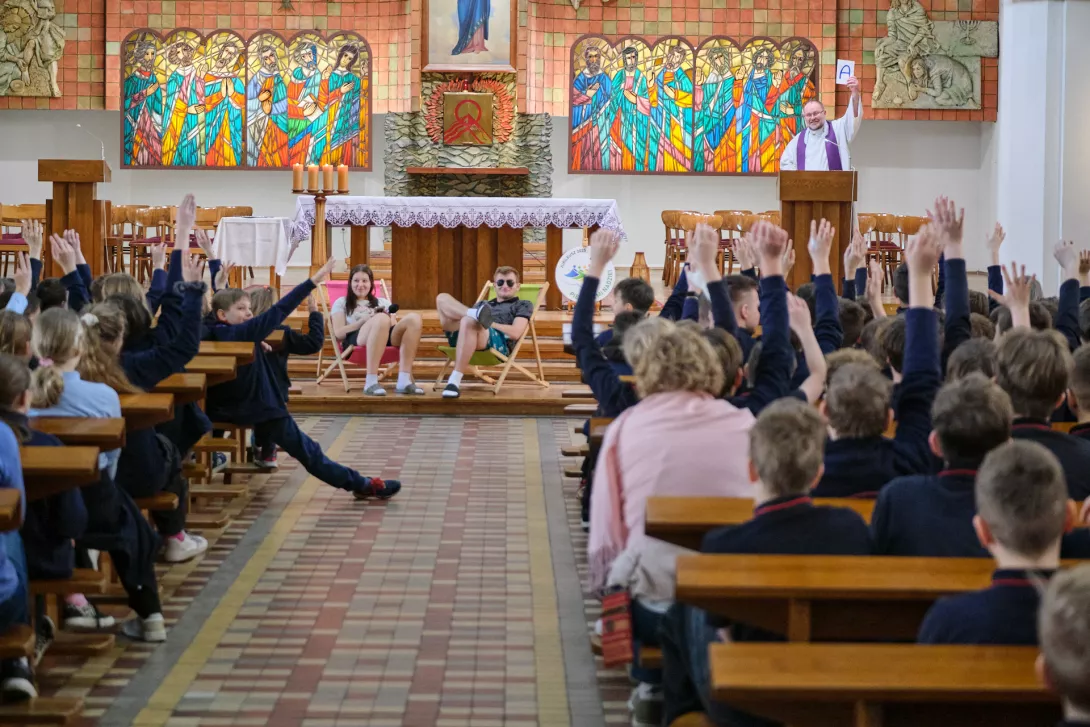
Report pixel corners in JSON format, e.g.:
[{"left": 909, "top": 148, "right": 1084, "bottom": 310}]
[
  {"left": 783, "top": 245, "right": 796, "bottom": 279},
  {"left": 904, "top": 224, "right": 944, "bottom": 275},
  {"left": 688, "top": 223, "right": 721, "bottom": 282},
  {"left": 150, "top": 241, "right": 168, "bottom": 271},
  {"left": 787, "top": 292, "right": 812, "bottom": 332},
  {"left": 176, "top": 194, "right": 196, "bottom": 239},
  {"left": 49, "top": 232, "right": 77, "bottom": 275},
  {"left": 998, "top": 262, "right": 1034, "bottom": 329},
  {"left": 928, "top": 196, "right": 964, "bottom": 258},
  {"left": 808, "top": 218, "right": 834, "bottom": 275},
  {"left": 1079, "top": 251, "right": 1090, "bottom": 287},
  {"left": 180, "top": 252, "right": 205, "bottom": 283},
  {"left": 307, "top": 293, "right": 317, "bottom": 313},
  {"left": 986, "top": 222, "right": 1005, "bottom": 267},
  {"left": 309, "top": 256, "right": 337, "bottom": 285},
  {"left": 21, "top": 219, "right": 42, "bottom": 259},
  {"left": 588, "top": 228, "right": 620, "bottom": 278},
  {"left": 752, "top": 220, "right": 789, "bottom": 277},
  {"left": 12, "top": 253, "right": 30, "bottom": 296},
  {"left": 194, "top": 228, "right": 214, "bottom": 258},
  {"left": 733, "top": 234, "right": 756, "bottom": 272},
  {"left": 215, "top": 262, "right": 235, "bottom": 291},
  {"left": 1054, "top": 240, "right": 1079, "bottom": 281},
  {"left": 844, "top": 223, "right": 866, "bottom": 275},
  {"left": 64, "top": 229, "right": 86, "bottom": 264},
  {"left": 865, "top": 258, "right": 887, "bottom": 319}
]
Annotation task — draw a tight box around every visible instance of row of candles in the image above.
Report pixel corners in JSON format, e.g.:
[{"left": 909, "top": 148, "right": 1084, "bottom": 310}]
[{"left": 292, "top": 163, "right": 349, "bottom": 193}]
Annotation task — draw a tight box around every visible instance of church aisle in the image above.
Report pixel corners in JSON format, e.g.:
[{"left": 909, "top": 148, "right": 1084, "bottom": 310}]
[{"left": 53, "top": 415, "right": 614, "bottom": 727}]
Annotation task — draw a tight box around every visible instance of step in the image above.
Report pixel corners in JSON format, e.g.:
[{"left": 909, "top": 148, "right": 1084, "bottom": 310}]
[
  {"left": 0, "top": 697, "right": 84, "bottom": 725},
  {"left": 49, "top": 631, "right": 115, "bottom": 657},
  {"left": 287, "top": 359, "right": 585, "bottom": 382}
]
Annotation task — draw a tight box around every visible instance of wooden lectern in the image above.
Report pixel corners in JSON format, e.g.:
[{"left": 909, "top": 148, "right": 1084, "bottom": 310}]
[
  {"left": 779, "top": 170, "right": 857, "bottom": 292},
  {"left": 39, "top": 160, "right": 111, "bottom": 278}
]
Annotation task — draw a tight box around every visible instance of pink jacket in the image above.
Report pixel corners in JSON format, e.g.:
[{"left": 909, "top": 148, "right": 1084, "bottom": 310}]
[{"left": 587, "top": 391, "right": 756, "bottom": 604}]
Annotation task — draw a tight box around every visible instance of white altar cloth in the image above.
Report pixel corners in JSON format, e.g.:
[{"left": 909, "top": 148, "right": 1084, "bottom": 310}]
[
  {"left": 290, "top": 196, "right": 627, "bottom": 242},
  {"left": 213, "top": 217, "right": 294, "bottom": 275}
]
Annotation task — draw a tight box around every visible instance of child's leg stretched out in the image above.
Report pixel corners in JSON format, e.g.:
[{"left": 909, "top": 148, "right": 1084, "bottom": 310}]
[{"left": 255, "top": 416, "right": 401, "bottom": 499}]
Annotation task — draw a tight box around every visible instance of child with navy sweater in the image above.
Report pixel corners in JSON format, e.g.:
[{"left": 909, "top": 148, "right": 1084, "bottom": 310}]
[
  {"left": 660, "top": 399, "right": 871, "bottom": 727},
  {"left": 917, "top": 440, "right": 1067, "bottom": 645},
  {"left": 1038, "top": 565, "right": 1090, "bottom": 727},
  {"left": 202, "top": 258, "right": 400, "bottom": 499},
  {"left": 871, "top": 373, "right": 1010, "bottom": 558},
  {"left": 813, "top": 200, "right": 949, "bottom": 498}
]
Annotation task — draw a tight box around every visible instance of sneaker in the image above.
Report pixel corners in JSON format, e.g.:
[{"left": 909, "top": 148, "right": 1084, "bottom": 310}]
[
  {"left": 32, "top": 617, "right": 54, "bottom": 667},
  {"left": 0, "top": 658, "right": 36, "bottom": 703},
  {"left": 163, "top": 532, "right": 208, "bottom": 563},
  {"left": 629, "top": 682, "right": 663, "bottom": 727},
  {"left": 121, "top": 613, "right": 166, "bottom": 643},
  {"left": 351, "top": 477, "right": 402, "bottom": 501},
  {"left": 364, "top": 383, "right": 387, "bottom": 397},
  {"left": 442, "top": 382, "right": 461, "bottom": 399},
  {"left": 63, "top": 603, "right": 115, "bottom": 630},
  {"left": 254, "top": 445, "right": 279, "bottom": 470},
  {"left": 465, "top": 302, "right": 493, "bottom": 329},
  {"left": 211, "top": 452, "right": 228, "bottom": 473}
]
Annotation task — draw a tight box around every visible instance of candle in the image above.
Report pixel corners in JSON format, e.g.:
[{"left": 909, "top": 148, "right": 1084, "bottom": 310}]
[
  {"left": 322, "top": 164, "right": 334, "bottom": 192},
  {"left": 307, "top": 164, "right": 319, "bottom": 191},
  {"left": 292, "top": 163, "right": 303, "bottom": 191},
  {"left": 337, "top": 164, "right": 349, "bottom": 192}
]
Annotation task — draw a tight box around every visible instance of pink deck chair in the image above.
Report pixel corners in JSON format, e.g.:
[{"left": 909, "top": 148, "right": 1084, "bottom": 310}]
[{"left": 315, "top": 278, "right": 400, "bottom": 391}]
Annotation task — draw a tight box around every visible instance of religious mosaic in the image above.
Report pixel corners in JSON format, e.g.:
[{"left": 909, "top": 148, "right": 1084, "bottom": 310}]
[
  {"left": 423, "top": 78, "right": 515, "bottom": 145},
  {"left": 0, "top": 0, "right": 65, "bottom": 97},
  {"left": 120, "top": 29, "right": 371, "bottom": 169},
  {"left": 872, "top": 0, "right": 998, "bottom": 110},
  {"left": 569, "top": 35, "right": 818, "bottom": 176}
]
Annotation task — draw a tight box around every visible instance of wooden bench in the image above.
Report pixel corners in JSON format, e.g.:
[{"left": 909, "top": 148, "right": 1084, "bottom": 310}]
[
  {"left": 589, "top": 417, "right": 611, "bottom": 447},
  {"left": 153, "top": 373, "right": 207, "bottom": 405},
  {"left": 29, "top": 417, "right": 125, "bottom": 450},
  {"left": 265, "top": 328, "right": 285, "bottom": 350},
  {"left": 20, "top": 447, "right": 98, "bottom": 501},
  {"left": 197, "top": 340, "right": 254, "bottom": 366},
  {"left": 647, "top": 497, "right": 877, "bottom": 550},
  {"left": 118, "top": 393, "right": 175, "bottom": 431},
  {"left": 184, "top": 356, "right": 237, "bottom": 386},
  {"left": 709, "top": 643, "right": 1059, "bottom": 727},
  {"left": 0, "top": 490, "right": 21, "bottom": 532},
  {"left": 562, "top": 388, "right": 594, "bottom": 399},
  {"left": 31, "top": 569, "right": 114, "bottom": 657},
  {"left": 675, "top": 554, "right": 1014, "bottom": 642},
  {"left": 564, "top": 403, "right": 598, "bottom": 416}
]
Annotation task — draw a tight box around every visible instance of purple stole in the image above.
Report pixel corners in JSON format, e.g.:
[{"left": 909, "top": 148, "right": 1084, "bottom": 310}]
[{"left": 796, "top": 122, "right": 843, "bottom": 171}]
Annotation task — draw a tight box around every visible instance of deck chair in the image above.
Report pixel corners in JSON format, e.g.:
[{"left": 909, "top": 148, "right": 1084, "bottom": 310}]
[
  {"left": 315, "top": 278, "right": 399, "bottom": 392},
  {"left": 435, "top": 281, "right": 549, "bottom": 395}
]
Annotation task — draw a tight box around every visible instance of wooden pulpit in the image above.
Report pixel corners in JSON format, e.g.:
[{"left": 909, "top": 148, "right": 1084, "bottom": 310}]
[
  {"left": 39, "top": 160, "right": 111, "bottom": 278},
  {"left": 779, "top": 171, "right": 857, "bottom": 292}
]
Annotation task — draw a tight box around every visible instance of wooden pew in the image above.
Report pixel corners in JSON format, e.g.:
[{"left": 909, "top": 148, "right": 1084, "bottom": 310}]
[
  {"left": 119, "top": 393, "right": 175, "bottom": 431},
  {"left": 589, "top": 417, "right": 611, "bottom": 447},
  {"left": 709, "top": 643, "right": 1059, "bottom": 727},
  {"left": 29, "top": 418, "right": 125, "bottom": 450},
  {"left": 0, "top": 490, "right": 20, "bottom": 531},
  {"left": 197, "top": 341, "right": 254, "bottom": 366},
  {"left": 20, "top": 447, "right": 98, "bottom": 501},
  {"left": 265, "top": 328, "right": 285, "bottom": 351},
  {"left": 184, "top": 356, "right": 237, "bottom": 386},
  {"left": 647, "top": 497, "right": 876, "bottom": 550},
  {"left": 153, "top": 372, "right": 207, "bottom": 405},
  {"left": 675, "top": 554, "right": 1009, "bottom": 642}
]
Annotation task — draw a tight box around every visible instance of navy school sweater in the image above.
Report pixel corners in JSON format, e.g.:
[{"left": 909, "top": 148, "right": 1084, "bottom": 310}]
[
  {"left": 201, "top": 279, "right": 316, "bottom": 425},
  {"left": 593, "top": 268, "right": 691, "bottom": 349},
  {"left": 574, "top": 275, "right": 639, "bottom": 420},
  {"left": 268, "top": 316, "right": 324, "bottom": 400},
  {"left": 813, "top": 308, "right": 942, "bottom": 498},
  {"left": 870, "top": 468, "right": 987, "bottom": 558},
  {"left": 1011, "top": 418, "right": 1090, "bottom": 502},
  {"left": 0, "top": 412, "right": 87, "bottom": 580},
  {"left": 917, "top": 568, "right": 1054, "bottom": 645},
  {"left": 722, "top": 275, "right": 793, "bottom": 415},
  {"left": 788, "top": 272, "right": 842, "bottom": 391}
]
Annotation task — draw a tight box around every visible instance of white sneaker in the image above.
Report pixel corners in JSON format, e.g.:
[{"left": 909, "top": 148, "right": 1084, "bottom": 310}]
[
  {"left": 163, "top": 532, "right": 208, "bottom": 563},
  {"left": 121, "top": 613, "right": 166, "bottom": 642},
  {"left": 63, "top": 603, "right": 115, "bottom": 630}
]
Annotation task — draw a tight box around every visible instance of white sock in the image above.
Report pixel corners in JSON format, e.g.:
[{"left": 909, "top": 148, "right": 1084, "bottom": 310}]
[
  {"left": 448, "top": 371, "right": 463, "bottom": 387},
  {"left": 464, "top": 307, "right": 480, "bottom": 322},
  {"left": 397, "top": 372, "right": 413, "bottom": 388},
  {"left": 365, "top": 374, "right": 379, "bottom": 388}
]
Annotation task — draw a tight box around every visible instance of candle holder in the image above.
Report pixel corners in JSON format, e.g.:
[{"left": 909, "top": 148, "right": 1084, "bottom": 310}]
[{"left": 293, "top": 187, "right": 351, "bottom": 276}]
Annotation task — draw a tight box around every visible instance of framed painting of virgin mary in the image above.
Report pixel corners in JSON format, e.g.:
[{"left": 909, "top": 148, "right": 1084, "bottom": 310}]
[{"left": 422, "top": 0, "right": 516, "bottom": 73}]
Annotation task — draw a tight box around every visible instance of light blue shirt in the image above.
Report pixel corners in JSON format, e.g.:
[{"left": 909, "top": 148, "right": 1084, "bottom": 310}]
[
  {"left": 29, "top": 370, "right": 122, "bottom": 478},
  {"left": 0, "top": 422, "right": 25, "bottom": 604},
  {"left": 3, "top": 293, "right": 26, "bottom": 315}
]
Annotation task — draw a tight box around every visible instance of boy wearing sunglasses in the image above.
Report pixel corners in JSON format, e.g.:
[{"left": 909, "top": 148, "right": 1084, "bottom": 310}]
[{"left": 436, "top": 266, "right": 533, "bottom": 398}]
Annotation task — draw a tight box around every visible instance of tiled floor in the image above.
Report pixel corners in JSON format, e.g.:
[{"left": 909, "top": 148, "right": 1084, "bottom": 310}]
[{"left": 43, "top": 415, "right": 629, "bottom": 727}]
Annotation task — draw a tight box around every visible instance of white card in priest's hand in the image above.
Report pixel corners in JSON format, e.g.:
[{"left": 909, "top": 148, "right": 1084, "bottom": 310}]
[{"left": 835, "top": 59, "right": 855, "bottom": 85}]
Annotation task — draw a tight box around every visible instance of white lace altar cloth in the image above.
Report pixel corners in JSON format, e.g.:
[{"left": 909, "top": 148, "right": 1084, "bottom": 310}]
[{"left": 290, "top": 196, "right": 627, "bottom": 242}]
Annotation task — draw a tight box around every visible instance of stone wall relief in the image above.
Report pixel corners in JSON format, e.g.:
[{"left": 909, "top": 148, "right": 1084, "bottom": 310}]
[
  {"left": 0, "top": 0, "right": 65, "bottom": 97},
  {"left": 872, "top": 0, "right": 997, "bottom": 110}
]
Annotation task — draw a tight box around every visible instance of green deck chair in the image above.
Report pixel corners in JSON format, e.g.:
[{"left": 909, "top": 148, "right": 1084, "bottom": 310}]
[{"left": 435, "top": 281, "right": 550, "bottom": 395}]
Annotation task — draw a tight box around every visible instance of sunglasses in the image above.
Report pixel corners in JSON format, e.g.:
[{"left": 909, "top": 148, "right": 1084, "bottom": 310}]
[{"left": 495, "top": 279, "right": 517, "bottom": 288}]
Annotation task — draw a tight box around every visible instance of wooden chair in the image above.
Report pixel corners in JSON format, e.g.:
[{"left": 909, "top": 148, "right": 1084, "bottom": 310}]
[
  {"left": 106, "top": 204, "right": 149, "bottom": 275},
  {"left": 713, "top": 210, "right": 752, "bottom": 276},
  {"left": 435, "top": 282, "right": 550, "bottom": 394},
  {"left": 131, "top": 206, "right": 172, "bottom": 283},
  {"left": 710, "top": 643, "right": 1058, "bottom": 727},
  {"left": 898, "top": 214, "right": 931, "bottom": 291},
  {"left": 0, "top": 204, "right": 45, "bottom": 276},
  {"left": 662, "top": 210, "right": 686, "bottom": 287},
  {"left": 314, "top": 278, "right": 400, "bottom": 391},
  {"left": 868, "top": 213, "right": 902, "bottom": 286}
]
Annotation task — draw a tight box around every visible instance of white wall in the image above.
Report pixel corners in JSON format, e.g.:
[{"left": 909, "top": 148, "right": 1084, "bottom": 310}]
[{"left": 0, "top": 109, "right": 994, "bottom": 270}]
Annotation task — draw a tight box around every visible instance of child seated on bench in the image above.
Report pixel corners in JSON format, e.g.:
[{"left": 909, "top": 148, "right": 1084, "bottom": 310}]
[
  {"left": 660, "top": 399, "right": 871, "bottom": 727},
  {"left": 594, "top": 276, "right": 655, "bottom": 347},
  {"left": 435, "top": 266, "right": 533, "bottom": 399},
  {"left": 917, "top": 440, "right": 1067, "bottom": 645},
  {"left": 871, "top": 374, "right": 1011, "bottom": 557},
  {"left": 1038, "top": 564, "right": 1090, "bottom": 726},
  {"left": 203, "top": 259, "right": 400, "bottom": 500},
  {"left": 0, "top": 390, "right": 35, "bottom": 701}
]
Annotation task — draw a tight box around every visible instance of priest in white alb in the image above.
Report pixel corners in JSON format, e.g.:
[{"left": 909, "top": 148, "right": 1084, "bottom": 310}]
[{"left": 780, "top": 76, "right": 862, "bottom": 171}]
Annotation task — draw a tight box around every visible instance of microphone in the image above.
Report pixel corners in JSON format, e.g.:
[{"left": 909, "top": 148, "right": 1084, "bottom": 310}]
[
  {"left": 75, "top": 123, "right": 105, "bottom": 161},
  {"left": 385, "top": 304, "right": 400, "bottom": 314}
]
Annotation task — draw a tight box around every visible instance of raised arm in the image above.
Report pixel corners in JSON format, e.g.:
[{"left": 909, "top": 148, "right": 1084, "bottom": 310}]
[
  {"left": 21, "top": 219, "right": 42, "bottom": 291},
  {"left": 213, "top": 257, "right": 335, "bottom": 342},
  {"left": 1053, "top": 240, "right": 1081, "bottom": 351},
  {"left": 863, "top": 258, "right": 887, "bottom": 321},
  {"left": 6, "top": 253, "right": 30, "bottom": 314},
  {"left": 933, "top": 197, "right": 970, "bottom": 360},
  {"left": 788, "top": 294, "right": 828, "bottom": 404},
  {"left": 576, "top": 230, "right": 628, "bottom": 406},
  {"left": 986, "top": 223, "right": 1004, "bottom": 311},
  {"left": 51, "top": 231, "right": 87, "bottom": 311},
  {"left": 809, "top": 218, "right": 843, "bottom": 353},
  {"left": 145, "top": 242, "right": 169, "bottom": 315},
  {"left": 689, "top": 223, "right": 738, "bottom": 334},
  {"left": 284, "top": 295, "right": 325, "bottom": 355},
  {"left": 842, "top": 226, "right": 866, "bottom": 301}
]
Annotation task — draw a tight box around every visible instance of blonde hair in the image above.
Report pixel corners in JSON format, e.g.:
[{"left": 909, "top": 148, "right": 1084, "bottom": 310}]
[
  {"left": 825, "top": 362, "right": 892, "bottom": 438},
  {"left": 30, "top": 308, "right": 84, "bottom": 409},
  {"left": 1038, "top": 564, "right": 1090, "bottom": 712},
  {"left": 750, "top": 398, "right": 827, "bottom": 497},
  {"left": 77, "top": 303, "right": 142, "bottom": 395},
  {"left": 996, "top": 328, "right": 1072, "bottom": 419},
  {"left": 633, "top": 318, "right": 724, "bottom": 398},
  {"left": 622, "top": 316, "right": 671, "bottom": 370},
  {"left": 91, "top": 272, "right": 146, "bottom": 307},
  {"left": 247, "top": 286, "right": 277, "bottom": 317},
  {"left": 0, "top": 311, "right": 32, "bottom": 358},
  {"left": 825, "top": 347, "right": 881, "bottom": 385}
]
